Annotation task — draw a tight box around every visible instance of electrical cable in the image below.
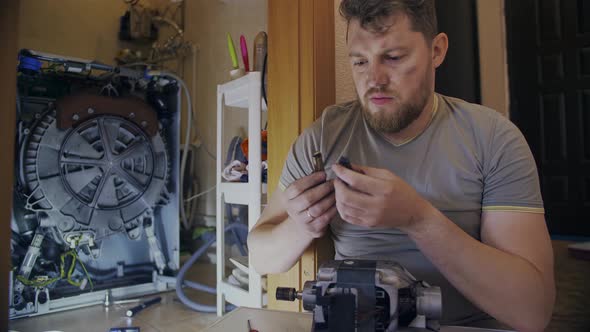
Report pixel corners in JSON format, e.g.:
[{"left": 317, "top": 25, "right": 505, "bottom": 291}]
[
  {"left": 262, "top": 53, "right": 268, "bottom": 131},
  {"left": 189, "top": 44, "right": 216, "bottom": 162},
  {"left": 121, "top": 61, "right": 216, "bottom": 161},
  {"left": 202, "top": 143, "right": 216, "bottom": 160},
  {"left": 62, "top": 249, "right": 94, "bottom": 289},
  {"left": 186, "top": 44, "right": 202, "bottom": 224},
  {"left": 186, "top": 174, "right": 200, "bottom": 227},
  {"left": 184, "top": 185, "right": 216, "bottom": 203},
  {"left": 146, "top": 48, "right": 215, "bottom": 228},
  {"left": 16, "top": 249, "right": 94, "bottom": 290},
  {"left": 149, "top": 71, "right": 192, "bottom": 231},
  {"left": 261, "top": 52, "right": 268, "bottom": 109}
]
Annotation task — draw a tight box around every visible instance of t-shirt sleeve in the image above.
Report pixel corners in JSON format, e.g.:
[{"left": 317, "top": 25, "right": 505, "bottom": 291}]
[
  {"left": 278, "top": 123, "right": 322, "bottom": 191},
  {"left": 482, "top": 117, "right": 545, "bottom": 213}
]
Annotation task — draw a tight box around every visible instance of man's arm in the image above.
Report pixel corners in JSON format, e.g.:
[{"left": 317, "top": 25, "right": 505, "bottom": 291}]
[
  {"left": 406, "top": 209, "right": 555, "bottom": 332},
  {"left": 332, "top": 164, "right": 555, "bottom": 332},
  {"left": 248, "top": 172, "right": 337, "bottom": 275}
]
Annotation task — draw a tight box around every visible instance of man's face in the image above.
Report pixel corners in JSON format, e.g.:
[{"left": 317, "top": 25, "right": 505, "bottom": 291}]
[{"left": 348, "top": 15, "right": 435, "bottom": 134}]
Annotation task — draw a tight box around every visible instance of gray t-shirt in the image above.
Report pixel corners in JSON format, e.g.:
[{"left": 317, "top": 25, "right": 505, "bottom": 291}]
[{"left": 278, "top": 93, "right": 544, "bottom": 326}]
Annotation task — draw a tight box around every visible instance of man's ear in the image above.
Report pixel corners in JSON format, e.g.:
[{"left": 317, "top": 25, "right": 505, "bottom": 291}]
[{"left": 432, "top": 32, "right": 448, "bottom": 68}]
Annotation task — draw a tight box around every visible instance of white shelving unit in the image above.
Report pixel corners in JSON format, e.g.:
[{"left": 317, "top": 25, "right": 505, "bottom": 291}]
[{"left": 216, "top": 72, "right": 266, "bottom": 316}]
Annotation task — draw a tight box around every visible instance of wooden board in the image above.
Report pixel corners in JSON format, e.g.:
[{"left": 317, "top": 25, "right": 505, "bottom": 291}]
[{"left": 267, "top": 0, "right": 335, "bottom": 312}]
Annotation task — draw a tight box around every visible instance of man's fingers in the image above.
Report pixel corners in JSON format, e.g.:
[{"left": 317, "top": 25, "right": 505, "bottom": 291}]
[
  {"left": 336, "top": 204, "right": 366, "bottom": 226},
  {"left": 352, "top": 164, "right": 393, "bottom": 180},
  {"left": 304, "top": 205, "right": 337, "bottom": 238},
  {"left": 284, "top": 172, "right": 327, "bottom": 200},
  {"left": 290, "top": 180, "right": 334, "bottom": 213},
  {"left": 336, "top": 196, "right": 365, "bottom": 221},
  {"left": 306, "top": 192, "right": 336, "bottom": 223},
  {"left": 334, "top": 177, "right": 365, "bottom": 220},
  {"left": 332, "top": 164, "right": 381, "bottom": 194},
  {"left": 309, "top": 205, "right": 337, "bottom": 229},
  {"left": 333, "top": 178, "right": 371, "bottom": 212}
]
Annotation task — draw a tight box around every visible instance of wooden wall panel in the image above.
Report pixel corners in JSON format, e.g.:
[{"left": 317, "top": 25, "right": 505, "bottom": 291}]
[
  {"left": 313, "top": 0, "right": 336, "bottom": 119},
  {"left": 267, "top": 0, "right": 303, "bottom": 312},
  {"left": 0, "top": 1, "right": 19, "bottom": 329},
  {"left": 267, "top": 0, "right": 335, "bottom": 312}
]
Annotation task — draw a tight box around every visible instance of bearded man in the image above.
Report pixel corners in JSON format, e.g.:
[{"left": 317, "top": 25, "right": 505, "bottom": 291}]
[{"left": 248, "top": 1, "right": 555, "bottom": 330}]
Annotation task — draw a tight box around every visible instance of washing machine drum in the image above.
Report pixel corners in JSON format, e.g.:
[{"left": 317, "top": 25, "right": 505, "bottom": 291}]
[{"left": 19, "top": 95, "right": 170, "bottom": 249}]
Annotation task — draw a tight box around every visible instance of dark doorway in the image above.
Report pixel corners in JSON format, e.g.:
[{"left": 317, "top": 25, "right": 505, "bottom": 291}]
[
  {"left": 435, "top": 0, "right": 481, "bottom": 104},
  {"left": 506, "top": 0, "right": 590, "bottom": 236}
]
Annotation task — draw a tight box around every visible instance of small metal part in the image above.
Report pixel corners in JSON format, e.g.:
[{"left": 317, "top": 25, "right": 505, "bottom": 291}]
[
  {"left": 72, "top": 113, "right": 79, "bottom": 121},
  {"left": 104, "top": 291, "right": 111, "bottom": 307},
  {"left": 141, "top": 121, "right": 148, "bottom": 127},
  {"left": 113, "top": 298, "right": 141, "bottom": 305},
  {"left": 79, "top": 278, "right": 88, "bottom": 290},
  {"left": 19, "top": 232, "right": 44, "bottom": 279},
  {"left": 312, "top": 151, "right": 324, "bottom": 172},
  {"left": 100, "top": 82, "right": 119, "bottom": 97},
  {"left": 87, "top": 107, "right": 95, "bottom": 114}
]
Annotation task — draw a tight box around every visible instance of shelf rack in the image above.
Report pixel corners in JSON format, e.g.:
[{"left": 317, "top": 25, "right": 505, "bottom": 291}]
[{"left": 216, "top": 72, "right": 266, "bottom": 315}]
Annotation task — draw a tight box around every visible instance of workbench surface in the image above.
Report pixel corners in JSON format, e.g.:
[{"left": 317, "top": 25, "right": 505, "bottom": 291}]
[{"left": 203, "top": 307, "right": 513, "bottom": 332}]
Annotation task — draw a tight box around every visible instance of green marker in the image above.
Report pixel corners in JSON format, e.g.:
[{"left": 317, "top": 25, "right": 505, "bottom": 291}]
[{"left": 227, "top": 33, "right": 239, "bottom": 69}]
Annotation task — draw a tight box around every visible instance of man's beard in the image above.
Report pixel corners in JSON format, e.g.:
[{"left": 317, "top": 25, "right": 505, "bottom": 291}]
[{"left": 361, "top": 76, "right": 431, "bottom": 134}]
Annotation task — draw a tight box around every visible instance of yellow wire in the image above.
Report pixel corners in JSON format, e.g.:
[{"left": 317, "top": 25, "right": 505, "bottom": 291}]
[{"left": 18, "top": 248, "right": 94, "bottom": 290}]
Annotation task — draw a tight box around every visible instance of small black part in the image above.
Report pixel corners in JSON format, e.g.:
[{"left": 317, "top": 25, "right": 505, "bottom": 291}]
[
  {"left": 398, "top": 284, "right": 418, "bottom": 326},
  {"left": 12, "top": 293, "right": 26, "bottom": 311},
  {"left": 41, "top": 239, "right": 60, "bottom": 261},
  {"left": 327, "top": 293, "right": 356, "bottom": 332},
  {"left": 276, "top": 287, "right": 297, "bottom": 301},
  {"left": 337, "top": 156, "right": 353, "bottom": 170},
  {"left": 37, "top": 291, "right": 48, "bottom": 304}
]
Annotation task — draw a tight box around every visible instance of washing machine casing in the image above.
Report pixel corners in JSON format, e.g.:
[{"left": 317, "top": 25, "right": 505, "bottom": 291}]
[{"left": 10, "top": 50, "right": 180, "bottom": 319}]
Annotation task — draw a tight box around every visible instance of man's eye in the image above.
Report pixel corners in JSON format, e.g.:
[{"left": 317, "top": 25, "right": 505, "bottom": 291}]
[
  {"left": 387, "top": 55, "right": 402, "bottom": 61},
  {"left": 353, "top": 60, "right": 367, "bottom": 66}
]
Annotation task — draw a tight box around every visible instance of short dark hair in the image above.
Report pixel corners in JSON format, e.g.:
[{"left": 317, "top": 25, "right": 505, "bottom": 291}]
[{"left": 339, "top": 0, "right": 438, "bottom": 41}]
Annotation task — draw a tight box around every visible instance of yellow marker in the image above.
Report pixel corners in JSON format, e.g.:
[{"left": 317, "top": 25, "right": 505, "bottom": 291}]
[{"left": 227, "top": 33, "right": 239, "bottom": 69}]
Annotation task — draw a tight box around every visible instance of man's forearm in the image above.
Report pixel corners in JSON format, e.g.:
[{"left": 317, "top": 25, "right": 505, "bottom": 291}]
[
  {"left": 248, "top": 217, "right": 315, "bottom": 275},
  {"left": 403, "top": 209, "right": 554, "bottom": 332}
]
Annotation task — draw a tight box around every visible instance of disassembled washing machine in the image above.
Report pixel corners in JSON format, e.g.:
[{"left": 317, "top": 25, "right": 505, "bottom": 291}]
[{"left": 10, "top": 50, "right": 180, "bottom": 318}]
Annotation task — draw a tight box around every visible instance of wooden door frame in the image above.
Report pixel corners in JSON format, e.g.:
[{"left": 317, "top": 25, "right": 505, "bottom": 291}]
[
  {"left": 267, "top": 0, "right": 335, "bottom": 311},
  {"left": 0, "top": 1, "right": 19, "bottom": 329}
]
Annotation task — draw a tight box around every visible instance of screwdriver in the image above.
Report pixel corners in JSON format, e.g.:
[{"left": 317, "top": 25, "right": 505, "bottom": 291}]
[{"left": 248, "top": 319, "right": 259, "bottom": 332}]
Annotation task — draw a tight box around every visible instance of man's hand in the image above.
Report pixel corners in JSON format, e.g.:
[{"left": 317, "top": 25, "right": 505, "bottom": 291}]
[
  {"left": 332, "top": 163, "right": 433, "bottom": 230},
  {"left": 283, "top": 172, "right": 337, "bottom": 238}
]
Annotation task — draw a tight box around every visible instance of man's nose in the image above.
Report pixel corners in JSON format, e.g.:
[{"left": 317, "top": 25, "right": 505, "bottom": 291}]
[{"left": 367, "top": 62, "right": 389, "bottom": 88}]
